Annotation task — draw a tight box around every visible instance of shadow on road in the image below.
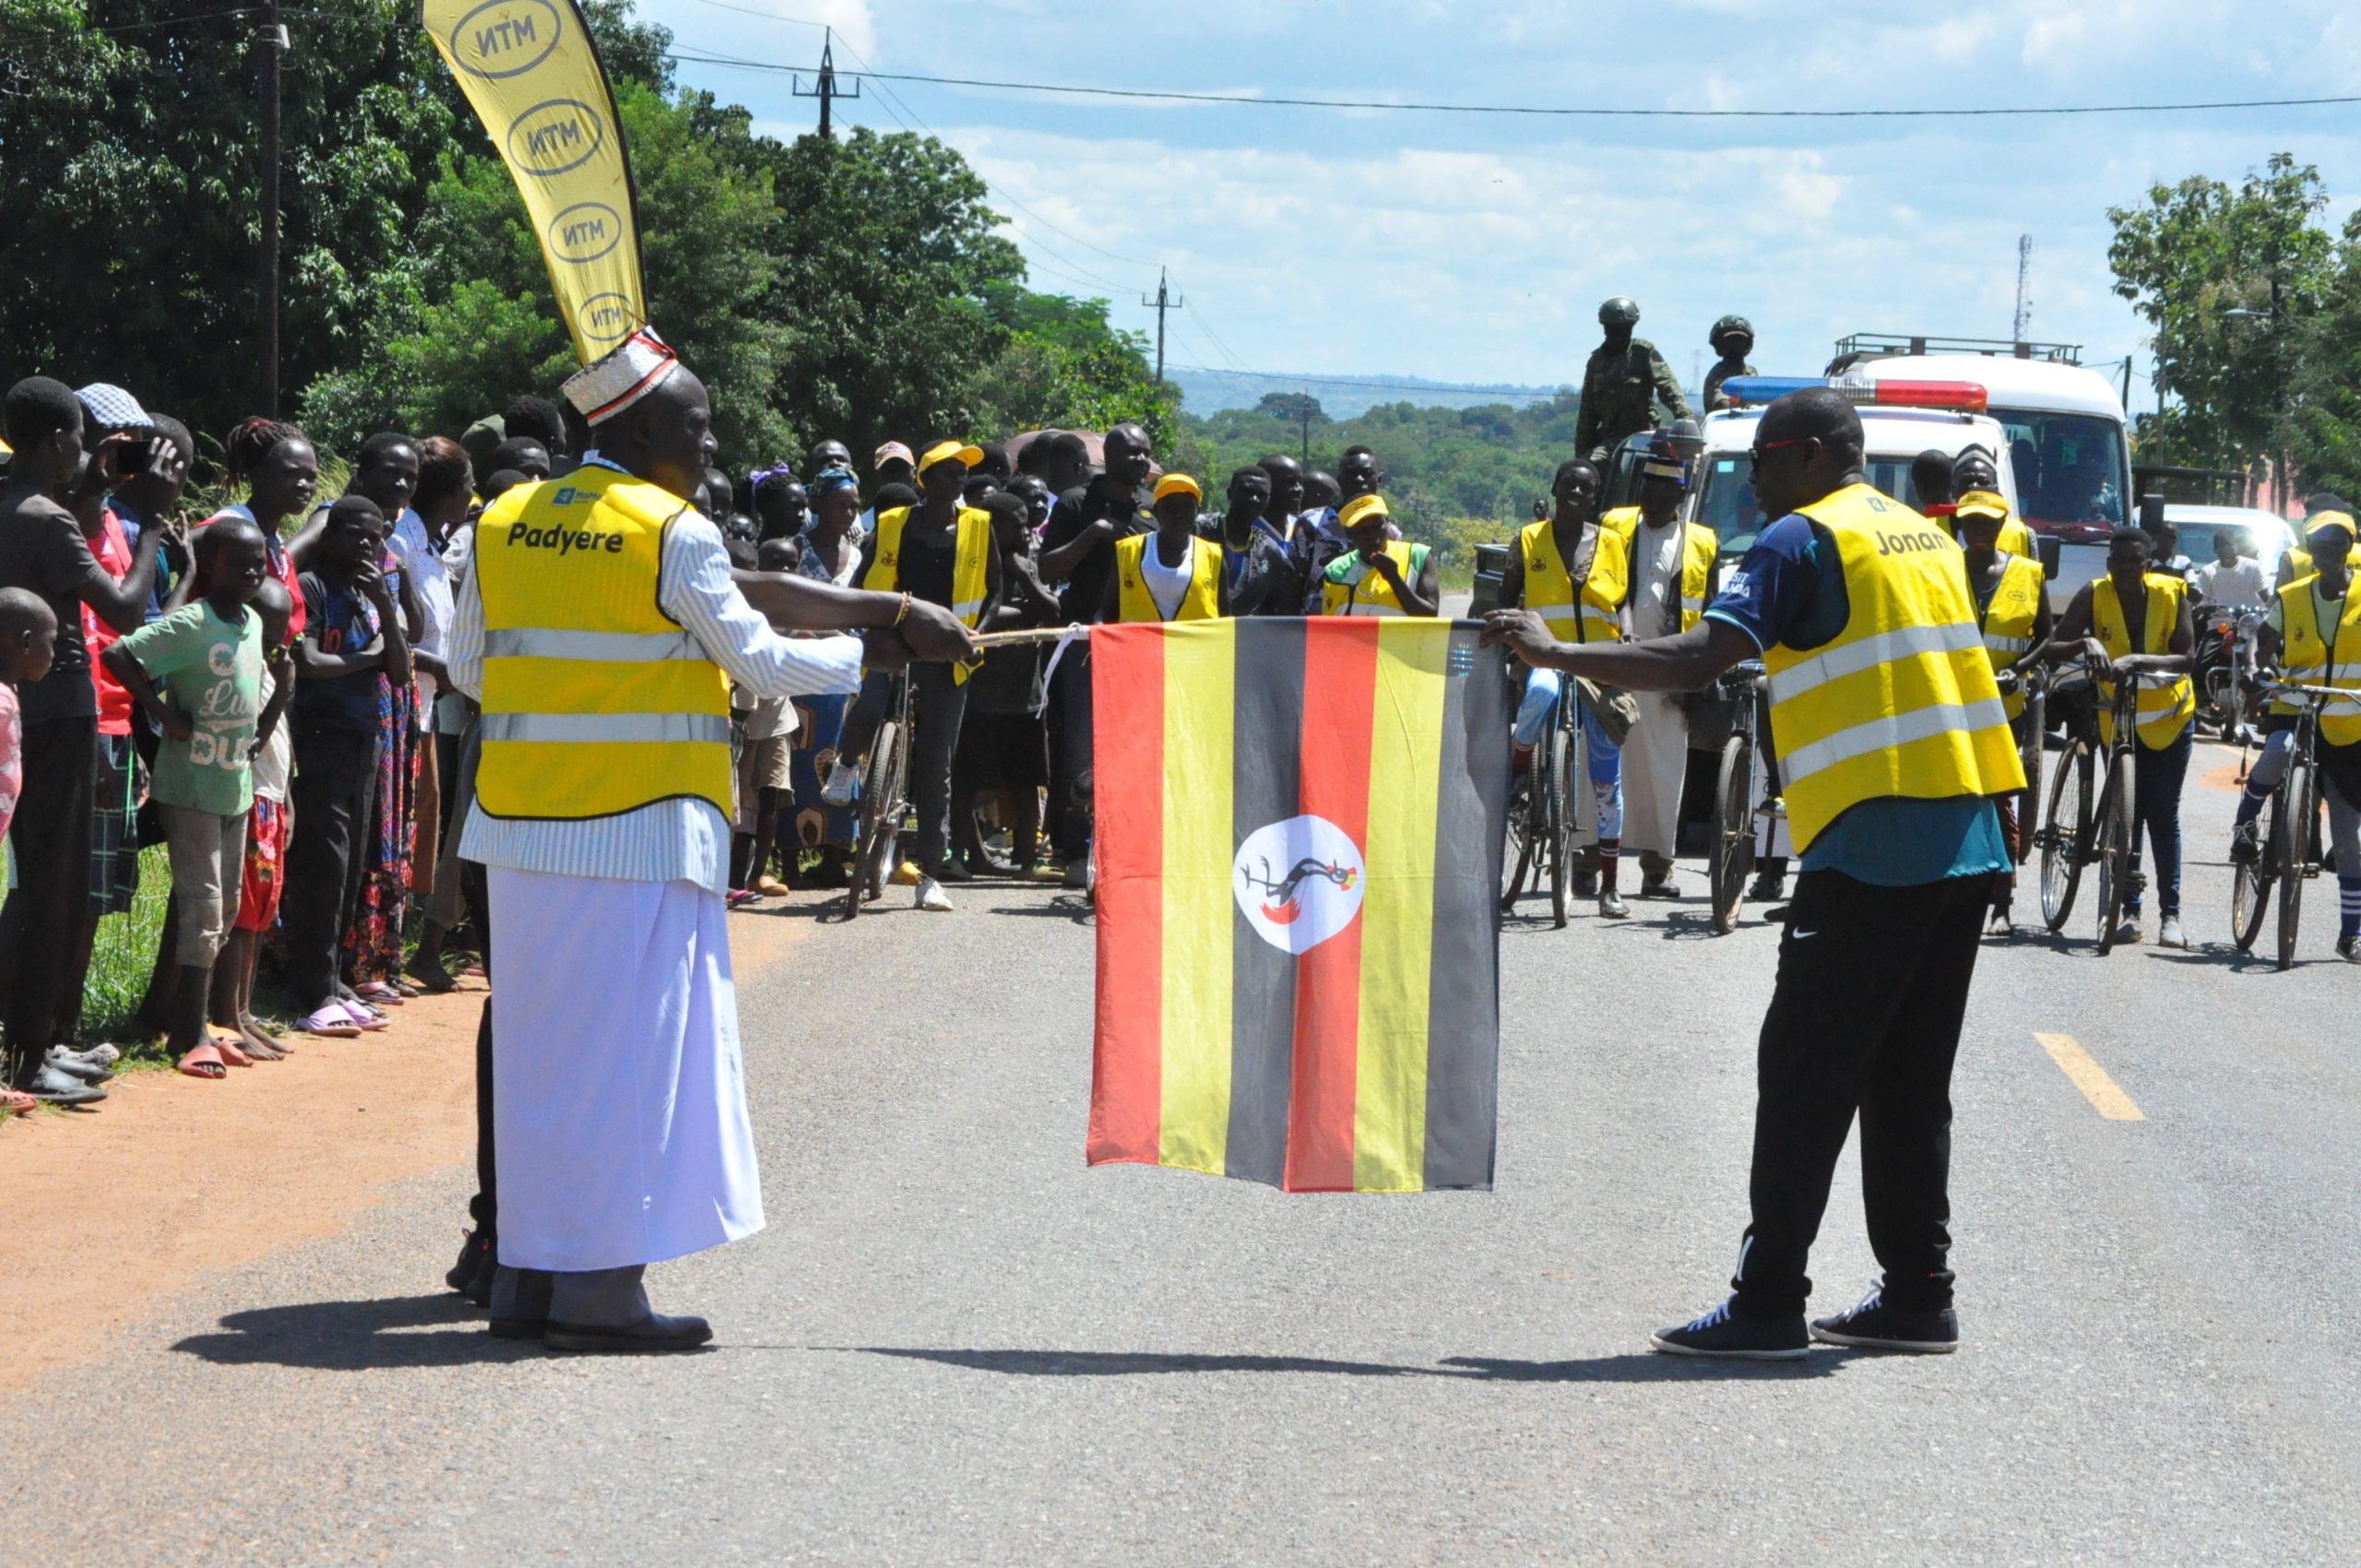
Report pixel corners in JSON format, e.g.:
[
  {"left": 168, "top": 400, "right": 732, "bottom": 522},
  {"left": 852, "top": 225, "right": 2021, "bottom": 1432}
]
[
  {"left": 172, "top": 1292, "right": 543, "bottom": 1370},
  {"left": 840, "top": 1346, "right": 1851, "bottom": 1382}
]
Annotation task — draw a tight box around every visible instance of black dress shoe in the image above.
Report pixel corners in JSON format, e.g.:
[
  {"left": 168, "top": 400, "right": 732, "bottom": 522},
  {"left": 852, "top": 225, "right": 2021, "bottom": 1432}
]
[
  {"left": 445, "top": 1229, "right": 495, "bottom": 1303},
  {"left": 543, "top": 1313, "right": 714, "bottom": 1354},
  {"left": 42, "top": 1051, "right": 113, "bottom": 1085},
  {"left": 20, "top": 1065, "right": 106, "bottom": 1105},
  {"left": 487, "top": 1317, "right": 547, "bottom": 1340}
]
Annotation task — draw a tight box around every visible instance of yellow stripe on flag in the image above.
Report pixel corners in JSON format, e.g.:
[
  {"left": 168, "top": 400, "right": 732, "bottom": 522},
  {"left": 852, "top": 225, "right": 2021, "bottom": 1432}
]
[
  {"left": 1352, "top": 623, "right": 1446, "bottom": 1190},
  {"left": 1158, "top": 624, "right": 1237, "bottom": 1174}
]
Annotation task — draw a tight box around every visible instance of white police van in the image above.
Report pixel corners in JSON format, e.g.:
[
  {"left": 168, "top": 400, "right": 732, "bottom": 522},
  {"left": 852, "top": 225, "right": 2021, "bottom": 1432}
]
[{"left": 1688, "top": 376, "right": 2022, "bottom": 568}]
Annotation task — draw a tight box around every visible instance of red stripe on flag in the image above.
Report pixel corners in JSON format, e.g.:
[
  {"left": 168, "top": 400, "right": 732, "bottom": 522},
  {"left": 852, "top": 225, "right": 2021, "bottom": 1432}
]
[
  {"left": 1285, "top": 619, "right": 1379, "bottom": 1191},
  {"left": 1087, "top": 625, "right": 1165, "bottom": 1165}
]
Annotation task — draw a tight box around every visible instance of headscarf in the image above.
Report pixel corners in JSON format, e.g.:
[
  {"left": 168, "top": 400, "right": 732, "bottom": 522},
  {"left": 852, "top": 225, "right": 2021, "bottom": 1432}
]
[{"left": 810, "top": 465, "right": 860, "bottom": 497}]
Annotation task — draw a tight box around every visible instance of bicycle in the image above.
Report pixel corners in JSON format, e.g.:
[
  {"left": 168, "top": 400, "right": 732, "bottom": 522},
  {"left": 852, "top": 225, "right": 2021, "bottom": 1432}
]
[
  {"left": 2010, "top": 663, "right": 2048, "bottom": 868},
  {"left": 2231, "top": 682, "right": 2356, "bottom": 968},
  {"left": 1500, "top": 671, "right": 1575, "bottom": 928},
  {"left": 1706, "top": 659, "right": 1767, "bottom": 935},
  {"left": 2036, "top": 656, "right": 2179, "bottom": 953},
  {"left": 841, "top": 673, "right": 913, "bottom": 922}
]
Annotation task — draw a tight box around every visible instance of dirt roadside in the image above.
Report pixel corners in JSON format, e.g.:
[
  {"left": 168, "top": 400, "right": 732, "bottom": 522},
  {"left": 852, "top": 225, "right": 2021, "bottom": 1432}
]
[{"left": 0, "top": 907, "right": 806, "bottom": 1396}]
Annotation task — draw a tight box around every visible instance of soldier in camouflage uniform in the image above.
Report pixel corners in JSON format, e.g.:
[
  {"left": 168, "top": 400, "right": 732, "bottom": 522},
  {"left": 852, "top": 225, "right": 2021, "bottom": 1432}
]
[
  {"left": 1574, "top": 297, "right": 1691, "bottom": 463},
  {"left": 1703, "top": 315, "right": 1757, "bottom": 411}
]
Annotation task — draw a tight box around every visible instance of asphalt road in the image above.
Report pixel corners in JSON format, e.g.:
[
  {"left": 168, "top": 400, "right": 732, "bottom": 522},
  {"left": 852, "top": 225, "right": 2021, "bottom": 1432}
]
[{"left": 6, "top": 738, "right": 2358, "bottom": 1565}]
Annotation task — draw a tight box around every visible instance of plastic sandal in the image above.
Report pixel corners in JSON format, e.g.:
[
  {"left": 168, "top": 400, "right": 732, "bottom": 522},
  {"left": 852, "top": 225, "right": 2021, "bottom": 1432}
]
[
  {"left": 301, "top": 1005, "right": 363, "bottom": 1039},
  {"left": 178, "top": 1043, "right": 228, "bottom": 1079},
  {"left": 354, "top": 980, "right": 406, "bottom": 1005}
]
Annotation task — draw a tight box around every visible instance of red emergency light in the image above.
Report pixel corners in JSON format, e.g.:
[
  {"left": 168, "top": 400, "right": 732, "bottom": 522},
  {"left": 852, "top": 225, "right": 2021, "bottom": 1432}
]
[{"left": 1839, "top": 379, "right": 1988, "bottom": 412}]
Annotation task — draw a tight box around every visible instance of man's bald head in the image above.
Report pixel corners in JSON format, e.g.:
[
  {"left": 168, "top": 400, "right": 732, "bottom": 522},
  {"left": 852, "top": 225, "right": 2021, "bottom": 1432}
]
[
  {"left": 1752, "top": 387, "right": 1864, "bottom": 516},
  {"left": 602, "top": 367, "right": 716, "bottom": 503},
  {"left": 1758, "top": 386, "right": 1862, "bottom": 452}
]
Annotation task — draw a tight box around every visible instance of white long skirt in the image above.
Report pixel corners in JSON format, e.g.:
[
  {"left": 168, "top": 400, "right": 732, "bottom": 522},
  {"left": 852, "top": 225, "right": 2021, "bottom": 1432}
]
[
  {"left": 489, "top": 867, "right": 764, "bottom": 1273},
  {"left": 1619, "top": 693, "right": 1690, "bottom": 860}
]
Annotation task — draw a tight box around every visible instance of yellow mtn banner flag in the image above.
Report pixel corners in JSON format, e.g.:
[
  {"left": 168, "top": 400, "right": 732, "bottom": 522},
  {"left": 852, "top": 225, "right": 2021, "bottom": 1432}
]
[{"left": 418, "top": 0, "right": 645, "bottom": 362}]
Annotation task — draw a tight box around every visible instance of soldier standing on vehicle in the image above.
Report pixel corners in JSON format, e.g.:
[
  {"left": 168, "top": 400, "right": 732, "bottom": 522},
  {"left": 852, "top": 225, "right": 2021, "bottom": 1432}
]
[
  {"left": 1575, "top": 298, "right": 1691, "bottom": 464},
  {"left": 1703, "top": 315, "right": 1757, "bottom": 411}
]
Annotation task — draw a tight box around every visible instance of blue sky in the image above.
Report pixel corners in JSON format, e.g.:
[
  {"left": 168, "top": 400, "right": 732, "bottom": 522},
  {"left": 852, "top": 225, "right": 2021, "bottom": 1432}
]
[{"left": 641, "top": 0, "right": 2361, "bottom": 403}]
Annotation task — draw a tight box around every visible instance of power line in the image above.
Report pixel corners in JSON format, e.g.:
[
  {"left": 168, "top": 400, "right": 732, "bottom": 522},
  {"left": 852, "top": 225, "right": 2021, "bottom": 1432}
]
[
  {"left": 663, "top": 49, "right": 2361, "bottom": 120},
  {"left": 1183, "top": 300, "right": 1253, "bottom": 374}
]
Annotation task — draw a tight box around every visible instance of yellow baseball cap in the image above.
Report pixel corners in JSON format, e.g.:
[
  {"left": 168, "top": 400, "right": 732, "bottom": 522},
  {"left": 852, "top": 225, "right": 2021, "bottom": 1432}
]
[
  {"left": 2307, "top": 510, "right": 2355, "bottom": 540},
  {"left": 915, "top": 440, "right": 984, "bottom": 479},
  {"left": 1152, "top": 472, "right": 1202, "bottom": 504},
  {"left": 1953, "top": 489, "right": 2010, "bottom": 520},
  {"left": 1338, "top": 493, "right": 1390, "bottom": 530}
]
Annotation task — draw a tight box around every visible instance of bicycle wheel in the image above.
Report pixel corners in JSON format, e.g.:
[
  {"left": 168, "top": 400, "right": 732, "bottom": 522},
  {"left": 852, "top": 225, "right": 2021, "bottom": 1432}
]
[
  {"left": 2230, "top": 785, "right": 2279, "bottom": 953},
  {"left": 1541, "top": 733, "right": 1568, "bottom": 929},
  {"left": 1500, "top": 770, "right": 1534, "bottom": 909},
  {"left": 2095, "top": 752, "right": 2132, "bottom": 954},
  {"left": 2039, "top": 738, "right": 2092, "bottom": 932},
  {"left": 853, "top": 717, "right": 905, "bottom": 909},
  {"left": 2278, "top": 757, "right": 2312, "bottom": 971},
  {"left": 1709, "top": 731, "right": 1753, "bottom": 935},
  {"left": 2013, "top": 688, "right": 2046, "bottom": 866}
]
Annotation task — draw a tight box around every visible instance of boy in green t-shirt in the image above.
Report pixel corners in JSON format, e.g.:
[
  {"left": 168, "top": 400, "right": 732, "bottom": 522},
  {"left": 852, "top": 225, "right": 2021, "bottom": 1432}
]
[{"left": 102, "top": 516, "right": 272, "bottom": 1076}]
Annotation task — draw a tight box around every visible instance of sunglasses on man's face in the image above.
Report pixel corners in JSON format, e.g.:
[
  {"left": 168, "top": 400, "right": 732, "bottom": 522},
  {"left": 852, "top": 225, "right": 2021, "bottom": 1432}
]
[{"left": 1747, "top": 436, "right": 1815, "bottom": 472}]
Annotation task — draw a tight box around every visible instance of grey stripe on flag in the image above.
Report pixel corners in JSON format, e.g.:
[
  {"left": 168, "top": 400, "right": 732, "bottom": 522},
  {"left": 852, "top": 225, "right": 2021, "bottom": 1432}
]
[
  {"left": 1422, "top": 624, "right": 1506, "bottom": 1191},
  {"left": 1226, "top": 617, "right": 1304, "bottom": 1188}
]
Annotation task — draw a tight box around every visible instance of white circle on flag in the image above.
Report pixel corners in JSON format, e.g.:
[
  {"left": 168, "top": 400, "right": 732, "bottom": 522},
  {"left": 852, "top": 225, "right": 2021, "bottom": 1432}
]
[{"left": 1233, "top": 814, "right": 1367, "bottom": 956}]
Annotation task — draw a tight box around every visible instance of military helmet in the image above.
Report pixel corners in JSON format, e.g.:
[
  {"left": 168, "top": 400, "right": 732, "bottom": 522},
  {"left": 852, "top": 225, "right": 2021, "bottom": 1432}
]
[
  {"left": 1598, "top": 296, "right": 1641, "bottom": 328},
  {"left": 1710, "top": 314, "right": 1754, "bottom": 351}
]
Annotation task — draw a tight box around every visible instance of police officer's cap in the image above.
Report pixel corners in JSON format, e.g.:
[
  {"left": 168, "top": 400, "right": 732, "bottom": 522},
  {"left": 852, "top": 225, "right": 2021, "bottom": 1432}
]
[
  {"left": 1598, "top": 296, "right": 1641, "bottom": 327},
  {"left": 1710, "top": 314, "right": 1754, "bottom": 350}
]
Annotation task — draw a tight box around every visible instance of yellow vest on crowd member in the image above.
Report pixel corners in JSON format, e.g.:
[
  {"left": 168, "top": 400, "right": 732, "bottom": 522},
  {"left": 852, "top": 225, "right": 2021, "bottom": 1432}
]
[
  {"left": 862, "top": 503, "right": 992, "bottom": 683},
  {"left": 1762, "top": 483, "right": 2023, "bottom": 851},
  {"left": 1517, "top": 517, "right": 1623, "bottom": 644},
  {"left": 1600, "top": 506, "right": 1716, "bottom": 632},
  {"left": 2090, "top": 571, "right": 2196, "bottom": 750},
  {"left": 472, "top": 465, "right": 731, "bottom": 822},
  {"left": 1114, "top": 532, "right": 1222, "bottom": 623},
  {"left": 1975, "top": 552, "right": 2047, "bottom": 721},
  {"left": 1320, "top": 540, "right": 1432, "bottom": 616},
  {"left": 2272, "top": 572, "right": 2361, "bottom": 746}
]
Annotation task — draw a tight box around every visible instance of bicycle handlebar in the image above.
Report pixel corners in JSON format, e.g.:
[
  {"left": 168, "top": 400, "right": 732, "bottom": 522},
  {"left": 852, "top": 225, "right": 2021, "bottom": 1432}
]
[{"left": 2261, "top": 681, "right": 2361, "bottom": 708}]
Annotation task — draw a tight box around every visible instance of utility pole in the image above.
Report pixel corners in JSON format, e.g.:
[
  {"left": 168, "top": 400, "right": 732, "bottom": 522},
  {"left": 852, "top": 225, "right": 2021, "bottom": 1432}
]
[
  {"left": 794, "top": 28, "right": 859, "bottom": 138},
  {"left": 2011, "top": 233, "right": 2033, "bottom": 347},
  {"left": 257, "top": 0, "right": 286, "bottom": 414},
  {"left": 1140, "top": 267, "right": 1181, "bottom": 383}
]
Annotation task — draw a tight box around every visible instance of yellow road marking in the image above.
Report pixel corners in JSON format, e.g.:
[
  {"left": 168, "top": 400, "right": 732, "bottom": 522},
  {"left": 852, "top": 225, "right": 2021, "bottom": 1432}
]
[{"left": 2034, "top": 1032, "right": 2145, "bottom": 1121}]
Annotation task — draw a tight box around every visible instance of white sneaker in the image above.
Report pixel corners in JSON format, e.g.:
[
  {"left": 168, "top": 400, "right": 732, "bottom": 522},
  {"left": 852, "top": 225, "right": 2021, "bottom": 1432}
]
[
  {"left": 2158, "top": 915, "right": 2187, "bottom": 949},
  {"left": 821, "top": 760, "right": 863, "bottom": 808},
  {"left": 2113, "top": 917, "right": 2143, "bottom": 945},
  {"left": 916, "top": 875, "right": 954, "bottom": 912}
]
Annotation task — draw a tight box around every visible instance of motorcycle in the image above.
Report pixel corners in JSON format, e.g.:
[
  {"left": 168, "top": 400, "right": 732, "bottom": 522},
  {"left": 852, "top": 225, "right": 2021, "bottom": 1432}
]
[{"left": 2192, "top": 601, "right": 2262, "bottom": 740}]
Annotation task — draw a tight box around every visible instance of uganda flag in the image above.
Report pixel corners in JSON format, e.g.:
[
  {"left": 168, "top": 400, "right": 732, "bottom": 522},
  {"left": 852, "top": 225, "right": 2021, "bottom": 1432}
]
[{"left": 1087, "top": 618, "right": 1511, "bottom": 1193}]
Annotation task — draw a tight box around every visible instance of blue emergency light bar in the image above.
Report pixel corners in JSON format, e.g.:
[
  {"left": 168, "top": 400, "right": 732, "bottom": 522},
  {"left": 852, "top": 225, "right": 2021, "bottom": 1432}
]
[{"left": 1718, "top": 376, "right": 1989, "bottom": 413}]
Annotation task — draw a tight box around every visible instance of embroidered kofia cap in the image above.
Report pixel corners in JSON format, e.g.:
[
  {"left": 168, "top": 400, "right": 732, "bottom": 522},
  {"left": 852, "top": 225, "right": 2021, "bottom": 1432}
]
[{"left": 561, "top": 327, "right": 682, "bottom": 427}]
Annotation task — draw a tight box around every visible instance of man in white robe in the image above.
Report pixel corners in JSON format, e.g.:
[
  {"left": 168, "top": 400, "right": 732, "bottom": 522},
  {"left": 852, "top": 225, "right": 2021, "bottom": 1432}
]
[{"left": 445, "top": 330, "right": 976, "bottom": 1351}]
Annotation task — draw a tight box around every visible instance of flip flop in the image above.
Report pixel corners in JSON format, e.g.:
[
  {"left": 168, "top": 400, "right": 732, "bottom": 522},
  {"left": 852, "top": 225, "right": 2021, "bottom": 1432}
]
[
  {"left": 354, "top": 980, "right": 406, "bottom": 1006},
  {"left": 300, "top": 1005, "right": 363, "bottom": 1039},
  {"left": 3, "top": 1088, "right": 38, "bottom": 1116},
  {"left": 178, "top": 1043, "right": 228, "bottom": 1080},
  {"left": 212, "top": 1035, "right": 253, "bottom": 1068}
]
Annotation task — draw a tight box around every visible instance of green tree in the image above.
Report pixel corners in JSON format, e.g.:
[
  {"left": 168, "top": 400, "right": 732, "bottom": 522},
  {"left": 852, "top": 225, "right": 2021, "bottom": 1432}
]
[
  {"left": 2107, "top": 153, "right": 2332, "bottom": 469},
  {"left": 2287, "top": 211, "right": 2361, "bottom": 500}
]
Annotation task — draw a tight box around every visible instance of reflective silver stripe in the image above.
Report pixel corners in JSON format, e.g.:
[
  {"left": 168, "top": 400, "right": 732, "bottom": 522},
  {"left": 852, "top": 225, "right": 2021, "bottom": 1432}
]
[
  {"left": 952, "top": 598, "right": 986, "bottom": 622},
  {"left": 1681, "top": 595, "right": 1706, "bottom": 611},
  {"left": 1780, "top": 697, "right": 2012, "bottom": 786},
  {"left": 483, "top": 627, "right": 704, "bottom": 662},
  {"left": 1767, "top": 619, "right": 1983, "bottom": 705},
  {"left": 479, "top": 712, "right": 731, "bottom": 745},
  {"left": 1984, "top": 633, "right": 2033, "bottom": 655}
]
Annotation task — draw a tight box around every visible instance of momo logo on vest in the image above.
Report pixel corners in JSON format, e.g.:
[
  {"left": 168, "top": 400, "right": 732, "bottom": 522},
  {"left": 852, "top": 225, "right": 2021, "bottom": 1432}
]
[
  {"left": 547, "top": 202, "right": 624, "bottom": 265},
  {"left": 1234, "top": 814, "right": 1365, "bottom": 955},
  {"left": 506, "top": 99, "right": 607, "bottom": 177},
  {"left": 449, "top": 0, "right": 561, "bottom": 77}
]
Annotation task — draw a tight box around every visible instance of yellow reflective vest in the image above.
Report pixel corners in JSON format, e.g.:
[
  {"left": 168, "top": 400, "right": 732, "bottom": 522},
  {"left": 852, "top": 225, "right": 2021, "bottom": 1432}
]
[
  {"left": 863, "top": 504, "right": 992, "bottom": 683},
  {"left": 2272, "top": 572, "right": 2361, "bottom": 746},
  {"left": 472, "top": 465, "right": 732, "bottom": 822},
  {"left": 1600, "top": 506, "right": 1715, "bottom": 633},
  {"left": 1320, "top": 540, "right": 1431, "bottom": 616},
  {"left": 1762, "top": 483, "right": 2023, "bottom": 851},
  {"left": 2090, "top": 572, "right": 2196, "bottom": 750},
  {"left": 1517, "top": 517, "right": 1622, "bottom": 644},
  {"left": 1975, "top": 552, "right": 2046, "bottom": 721},
  {"left": 1114, "top": 532, "right": 1222, "bottom": 623}
]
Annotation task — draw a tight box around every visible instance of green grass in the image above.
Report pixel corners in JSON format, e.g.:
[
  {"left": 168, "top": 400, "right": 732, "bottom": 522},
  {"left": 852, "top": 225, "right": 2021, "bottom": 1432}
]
[{"left": 81, "top": 843, "right": 172, "bottom": 1057}]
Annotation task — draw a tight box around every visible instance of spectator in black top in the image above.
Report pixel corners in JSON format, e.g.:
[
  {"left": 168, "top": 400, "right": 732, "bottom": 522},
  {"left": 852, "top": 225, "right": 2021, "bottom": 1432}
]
[
  {"left": 955, "top": 491, "right": 1060, "bottom": 879},
  {"left": 1038, "top": 422, "right": 1152, "bottom": 885},
  {"left": 1212, "top": 466, "right": 1298, "bottom": 616},
  {"left": 0, "top": 377, "right": 168, "bottom": 1101}
]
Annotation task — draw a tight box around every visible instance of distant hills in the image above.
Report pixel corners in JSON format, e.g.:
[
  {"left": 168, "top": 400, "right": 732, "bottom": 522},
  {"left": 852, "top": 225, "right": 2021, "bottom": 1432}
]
[{"left": 1168, "top": 365, "right": 1574, "bottom": 422}]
